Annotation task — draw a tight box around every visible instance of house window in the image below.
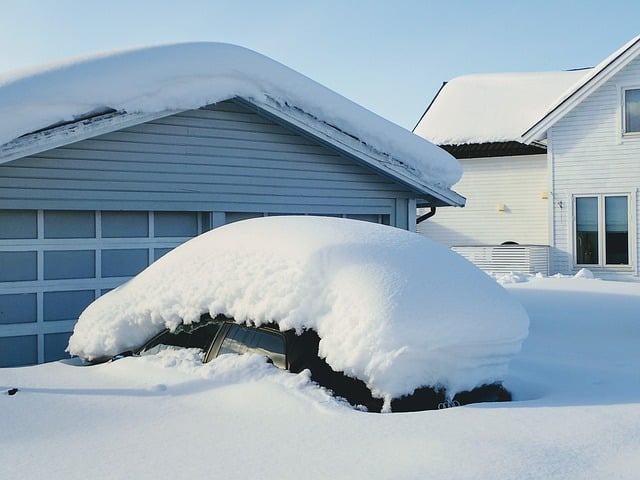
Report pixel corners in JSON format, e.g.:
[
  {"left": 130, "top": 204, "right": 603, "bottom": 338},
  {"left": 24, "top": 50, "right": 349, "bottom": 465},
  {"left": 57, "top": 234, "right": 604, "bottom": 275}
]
[
  {"left": 575, "top": 195, "right": 630, "bottom": 266},
  {"left": 624, "top": 88, "right": 640, "bottom": 133}
]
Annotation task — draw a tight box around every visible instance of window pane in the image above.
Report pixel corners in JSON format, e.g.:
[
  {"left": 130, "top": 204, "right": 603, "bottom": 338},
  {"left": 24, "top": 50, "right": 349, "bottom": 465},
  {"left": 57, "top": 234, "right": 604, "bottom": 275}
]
[
  {"left": 154, "top": 212, "right": 198, "bottom": 237},
  {"left": 44, "top": 250, "right": 95, "bottom": 280},
  {"left": 44, "top": 290, "right": 95, "bottom": 321},
  {"left": 625, "top": 89, "right": 640, "bottom": 133},
  {"left": 0, "top": 210, "right": 37, "bottom": 239},
  {"left": 0, "top": 335, "right": 37, "bottom": 367},
  {"left": 102, "top": 249, "right": 148, "bottom": 277},
  {"left": 219, "top": 325, "right": 254, "bottom": 356},
  {"left": 44, "top": 211, "right": 95, "bottom": 238},
  {"left": 0, "top": 251, "right": 37, "bottom": 282},
  {"left": 44, "top": 332, "right": 73, "bottom": 362},
  {"left": 218, "top": 324, "right": 286, "bottom": 368},
  {"left": 250, "top": 329, "right": 286, "bottom": 368},
  {"left": 140, "top": 318, "right": 223, "bottom": 356},
  {"left": 605, "top": 196, "right": 629, "bottom": 264},
  {"left": 102, "top": 211, "right": 149, "bottom": 238},
  {"left": 576, "top": 197, "right": 598, "bottom": 264},
  {"left": 0, "top": 293, "right": 37, "bottom": 324}
]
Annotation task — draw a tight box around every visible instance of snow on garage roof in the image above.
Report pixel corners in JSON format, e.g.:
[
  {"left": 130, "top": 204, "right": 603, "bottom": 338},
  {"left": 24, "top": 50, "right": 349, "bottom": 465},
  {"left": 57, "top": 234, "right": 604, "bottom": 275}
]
[
  {"left": 0, "top": 42, "right": 462, "bottom": 193},
  {"left": 414, "top": 69, "right": 590, "bottom": 145},
  {"left": 68, "top": 216, "right": 529, "bottom": 405}
]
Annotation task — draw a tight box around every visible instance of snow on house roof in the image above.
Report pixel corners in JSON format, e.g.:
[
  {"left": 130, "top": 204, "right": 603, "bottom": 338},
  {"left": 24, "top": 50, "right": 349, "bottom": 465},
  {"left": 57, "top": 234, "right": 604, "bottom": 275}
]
[
  {"left": 0, "top": 42, "right": 462, "bottom": 194},
  {"left": 68, "top": 216, "right": 529, "bottom": 404},
  {"left": 414, "top": 69, "right": 590, "bottom": 146},
  {"left": 416, "top": 34, "right": 640, "bottom": 148}
]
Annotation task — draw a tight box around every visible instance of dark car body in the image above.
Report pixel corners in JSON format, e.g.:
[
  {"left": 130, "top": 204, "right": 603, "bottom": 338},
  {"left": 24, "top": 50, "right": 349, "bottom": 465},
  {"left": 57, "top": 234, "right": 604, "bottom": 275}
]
[{"left": 125, "top": 314, "right": 511, "bottom": 412}]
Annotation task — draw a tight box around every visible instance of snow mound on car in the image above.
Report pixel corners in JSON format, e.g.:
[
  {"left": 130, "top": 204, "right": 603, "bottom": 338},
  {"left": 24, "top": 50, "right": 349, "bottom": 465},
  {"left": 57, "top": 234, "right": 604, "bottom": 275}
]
[{"left": 68, "top": 216, "right": 529, "bottom": 403}]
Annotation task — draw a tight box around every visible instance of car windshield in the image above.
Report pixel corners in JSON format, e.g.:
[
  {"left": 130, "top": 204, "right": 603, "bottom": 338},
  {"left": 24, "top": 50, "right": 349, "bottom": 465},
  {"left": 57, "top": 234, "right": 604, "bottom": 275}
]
[{"left": 139, "top": 317, "right": 223, "bottom": 357}]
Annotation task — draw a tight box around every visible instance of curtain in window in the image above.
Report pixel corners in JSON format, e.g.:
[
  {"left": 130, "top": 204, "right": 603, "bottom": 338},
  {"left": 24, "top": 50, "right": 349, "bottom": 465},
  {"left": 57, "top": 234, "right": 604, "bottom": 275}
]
[
  {"left": 576, "top": 197, "right": 598, "bottom": 264},
  {"left": 625, "top": 89, "right": 640, "bottom": 133},
  {"left": 605, "top": 196, "right": 629, "bottom": 264}
]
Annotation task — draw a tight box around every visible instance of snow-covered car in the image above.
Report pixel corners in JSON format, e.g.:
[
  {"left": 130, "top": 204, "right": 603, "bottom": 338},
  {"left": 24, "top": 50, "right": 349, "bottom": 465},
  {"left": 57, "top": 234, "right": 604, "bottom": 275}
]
[{"left": 68, "top": 216, "right": 529, "bottom": 412}]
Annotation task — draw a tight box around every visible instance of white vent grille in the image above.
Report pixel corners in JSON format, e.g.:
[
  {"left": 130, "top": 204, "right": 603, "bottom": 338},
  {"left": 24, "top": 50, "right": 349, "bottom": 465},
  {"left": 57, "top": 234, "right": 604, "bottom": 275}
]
[{"left": 452, "top": 245, "right": 550, "bottom": 274}]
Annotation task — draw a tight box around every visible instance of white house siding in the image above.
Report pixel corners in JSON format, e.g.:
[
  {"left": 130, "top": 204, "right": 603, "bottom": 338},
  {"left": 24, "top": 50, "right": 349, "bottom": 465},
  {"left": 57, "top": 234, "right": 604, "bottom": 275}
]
[
  {"left": 418, "top": 154, "right": 549, "bottom": 246},
  {"left": 548, "top": 56, "right": 640, "bottom": 277},
  {"left": 0, "top": 99, "right": 420, "bottom": 366}
]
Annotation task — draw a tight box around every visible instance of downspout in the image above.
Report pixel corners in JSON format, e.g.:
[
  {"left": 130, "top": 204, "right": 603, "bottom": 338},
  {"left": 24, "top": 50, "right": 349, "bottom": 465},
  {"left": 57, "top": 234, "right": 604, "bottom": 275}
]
[{"left": 416, "top": 207, "right": 437, "bottom": 225}]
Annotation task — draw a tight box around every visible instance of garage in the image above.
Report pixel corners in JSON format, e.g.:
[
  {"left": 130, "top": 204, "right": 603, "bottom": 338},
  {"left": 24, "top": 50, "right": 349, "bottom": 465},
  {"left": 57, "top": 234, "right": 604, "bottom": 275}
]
[{"left": 0, "top": 44, "right": 464, "bottom": 366}]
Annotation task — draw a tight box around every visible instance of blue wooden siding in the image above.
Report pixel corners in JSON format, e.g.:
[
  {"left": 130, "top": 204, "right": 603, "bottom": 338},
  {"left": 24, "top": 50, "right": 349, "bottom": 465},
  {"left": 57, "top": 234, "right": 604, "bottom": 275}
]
[{"left": 0, "top": 100, "right": 414, "bottom": 225}]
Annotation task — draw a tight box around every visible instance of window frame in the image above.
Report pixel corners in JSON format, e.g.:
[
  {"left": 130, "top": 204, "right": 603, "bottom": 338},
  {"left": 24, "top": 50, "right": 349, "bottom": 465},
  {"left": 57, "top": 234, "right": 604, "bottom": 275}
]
[
  {"left": 573, "top": 193, "right": 634, "bottom": 269},
  {"left": 621, "top": 86, "right": 640, "bottom": 137}
]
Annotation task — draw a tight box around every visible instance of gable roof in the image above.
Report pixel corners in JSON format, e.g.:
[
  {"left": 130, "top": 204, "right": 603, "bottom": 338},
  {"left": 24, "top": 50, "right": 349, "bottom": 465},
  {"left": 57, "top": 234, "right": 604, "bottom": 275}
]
[
  {"left": 0, "top": 43, "right": 464, "bottom": 207},
  {"left": 413, "top": 69, "right": 589, "bottom": 146},
  {"left": 522, "top": 34, "right": 640, "bottom": 143}
]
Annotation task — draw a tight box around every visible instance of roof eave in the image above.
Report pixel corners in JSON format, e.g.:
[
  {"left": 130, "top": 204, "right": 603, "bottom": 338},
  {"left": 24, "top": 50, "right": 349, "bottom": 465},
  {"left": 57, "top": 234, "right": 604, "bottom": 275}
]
[
  {"left": 0, "top": 109, "right": 184, "bottom": 166},
  {"left": 239, "top": 97, "right": 465, "bottom": 207},
  {"left": 0, "top": 95, "right": 465, "bottom": 208}
]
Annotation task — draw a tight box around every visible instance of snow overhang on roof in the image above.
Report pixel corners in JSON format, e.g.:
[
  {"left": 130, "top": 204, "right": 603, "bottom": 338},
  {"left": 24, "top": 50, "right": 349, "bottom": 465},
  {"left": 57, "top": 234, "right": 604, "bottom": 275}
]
[
  {"left": 0, "top": 43, "right": 464, "bottom": 207},
  {"left": 522, "top": 34, "right": 640, "bottom": 143},
  {"left": 414, "top": 70, "right": 590, "bottom": 147}
]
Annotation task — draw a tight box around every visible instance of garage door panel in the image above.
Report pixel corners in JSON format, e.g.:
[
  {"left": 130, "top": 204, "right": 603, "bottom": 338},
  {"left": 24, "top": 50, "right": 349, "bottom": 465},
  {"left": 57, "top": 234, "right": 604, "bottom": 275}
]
[
  {"left": 154, "top": 211, "right": 199, "bottom": 237},
  {"left": 0, "top": 335, "right": 37, "bottom": 367},
  {"left": 44, "top": 211, "right": 96, "bottom": 238},
  {"left": 102, "top": 211, "right": 149, "bottom": 238},
  {"left": 44, "top": 332, "right": 73, "bottom": 362},
  {"left": 44, "top": 290, "right": 95, "bottom": 322},
  {"left": 0, "top": 293, "right": 37, "bottom": 324},
  {"left": 44, "top": 250, "right": 95, "bottom": 280},
  {"left": 0, "top": 251, "right": 37, "bottom": 282},
  {"left": 102, "top": 249, "right": 149, "bottom": 277},
  {"left": 0, "top": 210, "right": 37, "bottom": 239}
]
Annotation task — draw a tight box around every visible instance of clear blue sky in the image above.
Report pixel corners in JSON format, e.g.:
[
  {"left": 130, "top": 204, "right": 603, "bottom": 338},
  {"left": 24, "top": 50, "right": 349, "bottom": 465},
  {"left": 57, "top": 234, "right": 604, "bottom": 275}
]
[{"left": 1, "top": 0, "right": 638, "bottom": 129}]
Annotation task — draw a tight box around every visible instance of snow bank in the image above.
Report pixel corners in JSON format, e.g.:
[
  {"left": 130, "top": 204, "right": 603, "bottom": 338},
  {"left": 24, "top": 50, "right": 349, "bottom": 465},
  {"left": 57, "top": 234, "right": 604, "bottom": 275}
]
[
  {"left": 68, "top": 216, "right": 528, "bottom": 402},
  {"left": 0, "top": 42, "right": 460, "bottom": 188},
  {"left": 414, "top": 69, "right": 589, "bottom": 145}
]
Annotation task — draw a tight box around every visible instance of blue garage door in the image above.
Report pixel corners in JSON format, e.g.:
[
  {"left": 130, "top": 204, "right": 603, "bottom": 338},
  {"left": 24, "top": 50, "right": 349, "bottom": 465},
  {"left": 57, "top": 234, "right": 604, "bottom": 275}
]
[{"left": 0, "top": 210, "right": 207, "bottom": 367}]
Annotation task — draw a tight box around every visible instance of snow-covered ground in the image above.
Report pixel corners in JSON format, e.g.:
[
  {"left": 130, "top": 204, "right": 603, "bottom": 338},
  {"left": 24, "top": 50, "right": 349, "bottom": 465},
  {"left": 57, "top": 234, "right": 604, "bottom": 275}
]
[{"left": 2, "top": 272, "right": 638, "bottom": 479}]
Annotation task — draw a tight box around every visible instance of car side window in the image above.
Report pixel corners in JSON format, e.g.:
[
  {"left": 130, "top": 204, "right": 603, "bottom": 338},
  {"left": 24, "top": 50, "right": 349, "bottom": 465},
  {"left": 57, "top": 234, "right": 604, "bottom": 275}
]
[
  {"left": 140, "top": 318, "right": 223, "bottom": 357},
  {"left": 217, "top": 324, "right": 286, "bottom": 369}
]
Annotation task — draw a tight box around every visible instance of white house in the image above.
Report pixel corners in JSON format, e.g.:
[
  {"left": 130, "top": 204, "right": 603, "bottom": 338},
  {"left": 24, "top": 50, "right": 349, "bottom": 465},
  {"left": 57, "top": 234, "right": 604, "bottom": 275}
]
[
  {"left": 415, "top": 34, "right": 640, "bottom": 279},
  {"left": 0, "top": 43, "right": 463, "bottom": 367}
]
